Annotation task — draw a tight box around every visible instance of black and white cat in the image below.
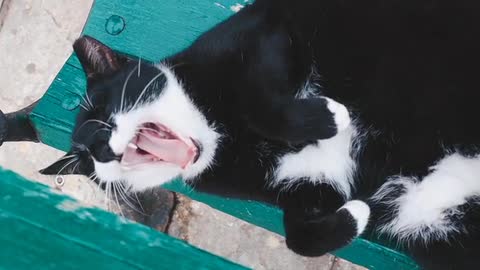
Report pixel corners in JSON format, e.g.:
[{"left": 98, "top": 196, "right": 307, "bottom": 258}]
[{"left": 41, "top": 0, "right": 480, "bottom": 269}]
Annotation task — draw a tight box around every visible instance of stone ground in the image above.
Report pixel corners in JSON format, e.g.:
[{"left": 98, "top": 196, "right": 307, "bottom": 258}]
[{"left": 0, "top": 1, "right": 365, "bottom": 269}]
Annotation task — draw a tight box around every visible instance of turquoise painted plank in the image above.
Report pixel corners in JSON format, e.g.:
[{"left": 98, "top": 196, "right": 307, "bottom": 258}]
[
  {"left": 31, "top": 60, "right": 85, "bottom": 151},
  {"left": 0, "top": 167, "right": 248, "bottom": 270},
  {"left": 29, "top": 0, "right": 420, "bottom": 269},
  {"left": 82, "top": 0, "right": 253, "bottom": 62}
]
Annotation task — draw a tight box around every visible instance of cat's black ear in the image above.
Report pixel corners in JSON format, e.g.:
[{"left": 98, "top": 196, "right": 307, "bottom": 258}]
[
  {"left": 39, "top": 153, "right": 83, "bottom": 175},
  {"left": 73, "top": 35, "right": 127, "bottom": 80}
]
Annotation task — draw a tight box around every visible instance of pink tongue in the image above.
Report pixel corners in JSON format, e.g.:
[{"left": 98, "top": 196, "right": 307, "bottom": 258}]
[{"left": 136, "top": 132, "right": 195, "bottom": 168}]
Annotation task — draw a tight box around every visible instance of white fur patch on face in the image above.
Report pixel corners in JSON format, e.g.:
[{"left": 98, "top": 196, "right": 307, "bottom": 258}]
[
  {"left": 373, "top": 153, "right": 480, "bottom": 243},
  {"left": 272, "top": 125, "right": 359, "bottom": 198},
  {"left": 122, "top": 163, "right": 183, "bottom": 191},
  {"left": 93, "top": 159, "right": 123, "bottom": 182},
  {"left": 102, "top": 64, "right": 220, "bottom": 190},
  {"left": 339, "top": 200, "right": 370, "bottom": 235}
]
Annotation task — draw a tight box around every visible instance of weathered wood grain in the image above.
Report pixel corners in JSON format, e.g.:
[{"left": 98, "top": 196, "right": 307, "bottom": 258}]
[{"left": 28, "top": 0, "right": 420, "bottom": 269}]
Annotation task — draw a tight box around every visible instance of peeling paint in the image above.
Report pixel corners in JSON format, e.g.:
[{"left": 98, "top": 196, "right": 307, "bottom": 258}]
[
  {"left": 214, "top": 2, "right": 227, "bottom": 9},
  {"left": 230, "top": 3, "right": 244, "bottom": 12},
  {"left": 56, "top": 200, "right": 98, "bottom": 221},
  {"left": 23, "top": 190, "right": 50, "bottom": 199},
  {"left": 56, "top": 200, "right": 84, "bottom": 212},
  {"left": 76, "top": 210, "right": 97, "bottom": 221}
]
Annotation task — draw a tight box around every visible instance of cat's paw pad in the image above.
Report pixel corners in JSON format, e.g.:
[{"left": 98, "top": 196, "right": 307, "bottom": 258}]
[{"left": 325, "top": 98, "right": 351, "bottom": 132}]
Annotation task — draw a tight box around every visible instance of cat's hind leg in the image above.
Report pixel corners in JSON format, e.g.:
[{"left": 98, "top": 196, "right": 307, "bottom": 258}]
[{"left": 371, "top": 153, "right": 480, "bottom": 270}]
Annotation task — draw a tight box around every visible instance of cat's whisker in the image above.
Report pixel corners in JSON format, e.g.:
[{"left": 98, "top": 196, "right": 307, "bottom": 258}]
[
  {"left": 88, "top": 172, "right": 97, "bottom": 179},
  {"left": 72, "top": 141, "right": 92, "bottom": 156},
  {"left": 116, "top": 182, "right": 137, "bottom": 205},
  {"left": 56, "top": 154, "right": 76, "bottom": 163},
  {"left": 71, "top": 162, "right": 80, "bottom": 174},
  {"left": 113, "top": 182, "right": 125, "bottom": 217},
  {"left": 79, "top": 103, "right": 89, "bottom": 111},
  {"left": 131, "top": 72, "right": 164, "bottom": 110},
  {"left": 122, "top": 183, "right": 146, "bottom": 214},
  {"left": 117, "top": 189, "right": 143, "bottom": 216},
  {"left": 79, "top": 95, "right": 93, "bottom": 111},
  {"left": 116, "top": 183, "right": 146, "bottom": 215},
  {"left": 120, "top": 65, "right": 139, "bottom": 113},
  {"left": 85, "top": 172, "right": 99, "bottom": 194},
  {"left": 85, "top": 93, "right": 94, "bottom": 109},
  {"left": 56, "top": 157, "right": 79, "bottom": 177},
  {"left": 138, "top": 57, "right": 142, "bottom": 77},
  {"left": 90, "top": 127, "right": 110, "bottom": 138},
  {"left": 75, "top": 119, "right": 112, "bottom": 136},
  {"left": 91, "top": 119, "right": 112, "bottom": 128},
  {"left": 105, "top": 182, "right": 111, "bottom": 212},
  {"left": 132, "top": 189, "right": 146, "bottom": 214},
  {"left": 165, "top": 61, "right": 186, "bottom": 71},
  {"left": 103, "top": 182, "right": 108, "bottom": 210}
]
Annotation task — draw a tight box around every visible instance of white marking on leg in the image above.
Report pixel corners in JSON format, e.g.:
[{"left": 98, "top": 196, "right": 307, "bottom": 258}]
[
  {"left": 325, "top": 97, "right": 351, "bottom": 132},
  {"left": 340, "top": 200, "right": 370, "bottom": 235}
]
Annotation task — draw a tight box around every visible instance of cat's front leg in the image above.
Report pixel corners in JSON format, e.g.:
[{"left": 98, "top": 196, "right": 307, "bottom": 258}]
[
  {"left": 279, "top": 183, "right": 370, "bottom": 256},
  {"left": 243, "top": 94, "right": 351, "bottom": 143}
]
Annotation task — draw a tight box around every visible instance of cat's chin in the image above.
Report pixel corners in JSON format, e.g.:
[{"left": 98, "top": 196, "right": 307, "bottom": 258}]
[
  {"left": 123, "top": 163, "right": 183, "bottom": 191},
  {"left": 93, "top": 159, "right": 183, "bottom": 191}
]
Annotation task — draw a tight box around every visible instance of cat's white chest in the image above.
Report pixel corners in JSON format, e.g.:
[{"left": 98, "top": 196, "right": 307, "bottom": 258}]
[{"left": 272, "top": 125, "right": 359, "bottom": 198}]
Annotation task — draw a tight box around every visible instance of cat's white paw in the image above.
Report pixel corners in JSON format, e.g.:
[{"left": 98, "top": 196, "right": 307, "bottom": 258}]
[
  {"left": 339, "top": 200, "right": 370, "bottom": 235},
  {"left": 325, "top": 97, "right": 351, "bottom": 132}
]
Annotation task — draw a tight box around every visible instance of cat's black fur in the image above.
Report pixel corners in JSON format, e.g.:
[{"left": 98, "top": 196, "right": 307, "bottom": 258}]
[{"left": 42, "top": 0, "right": 480, "bottom": 269}]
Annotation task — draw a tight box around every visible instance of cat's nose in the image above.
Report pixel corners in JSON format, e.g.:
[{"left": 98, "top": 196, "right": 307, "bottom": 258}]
[{"left": 113, "top": 154, "right": 123, "bottom": 162}]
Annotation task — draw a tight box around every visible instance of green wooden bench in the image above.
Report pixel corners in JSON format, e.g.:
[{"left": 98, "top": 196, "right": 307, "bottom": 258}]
[{"left": 0, "top": 0, "right": 420, "bottom": 269}]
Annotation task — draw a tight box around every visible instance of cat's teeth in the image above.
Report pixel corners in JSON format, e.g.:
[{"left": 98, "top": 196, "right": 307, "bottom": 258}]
[{"left": 128, "top": 143, "right": 138, "bottom": 149}]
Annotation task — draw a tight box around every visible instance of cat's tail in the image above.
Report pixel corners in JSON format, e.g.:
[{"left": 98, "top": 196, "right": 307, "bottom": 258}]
[{"left": 284, "top": 200, "right": 370, "bottom": 257}]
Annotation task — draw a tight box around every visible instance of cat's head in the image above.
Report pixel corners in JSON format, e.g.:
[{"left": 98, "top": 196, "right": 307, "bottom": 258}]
[{"left": 41, "top": 36, "right": 220, "bottom": 191}]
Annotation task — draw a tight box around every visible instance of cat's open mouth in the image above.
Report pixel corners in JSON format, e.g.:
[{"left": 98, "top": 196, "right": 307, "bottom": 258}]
[{"left": 121, "top": 122, "right": 199, "bottom": 168}]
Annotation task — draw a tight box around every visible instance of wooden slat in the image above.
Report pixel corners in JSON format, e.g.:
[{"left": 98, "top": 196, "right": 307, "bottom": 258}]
[
  {"left": 29, "top": 0, "right": 420, "bottom": 269},
  {"left": 0, "top": 167, "right": 248, "bottom": 270}
]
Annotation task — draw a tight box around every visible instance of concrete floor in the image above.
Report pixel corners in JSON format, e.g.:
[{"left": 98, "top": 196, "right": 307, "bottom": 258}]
[{"left": 0, "top": 1, "right": 365, "bottom": 269}]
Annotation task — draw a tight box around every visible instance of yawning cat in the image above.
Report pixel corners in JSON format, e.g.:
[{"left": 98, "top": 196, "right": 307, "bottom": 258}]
[{"left": 42, "top": 0, "right": 480, "bottom": 269}]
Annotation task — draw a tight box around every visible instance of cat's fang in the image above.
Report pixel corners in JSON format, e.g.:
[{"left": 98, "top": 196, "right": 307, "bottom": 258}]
[{"left": 127, "top": 143, "right": 138, "bottom": 149}]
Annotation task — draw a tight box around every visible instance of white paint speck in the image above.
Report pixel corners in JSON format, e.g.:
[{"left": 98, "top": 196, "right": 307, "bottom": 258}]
[
  {"left": 214, "top": 2, "right": 227, "bottom": 9},
  {"left": 23, "top": 190, "right": 49, "bottom": 199},
  {"left": 57, "top": 200, "right": 84, "bottom": 211},
  {"left": 230, "top": 3, "right": 244, "bottom": 12},
  {"left": 76, "top": 210, "right": 96, "bottom": 221}
]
